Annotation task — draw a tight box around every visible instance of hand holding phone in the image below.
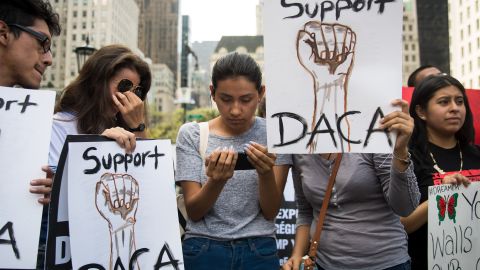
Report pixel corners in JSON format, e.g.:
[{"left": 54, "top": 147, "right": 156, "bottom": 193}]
[
  {"left": 234, "top": 152, "right": 255, "bottom": 170},
  {"left": 243, "top": 142, "right": 277, "bottom": 174}
]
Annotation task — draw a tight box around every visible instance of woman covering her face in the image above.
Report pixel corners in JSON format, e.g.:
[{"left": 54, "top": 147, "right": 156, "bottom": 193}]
[
  {"left": 175, "top": 52, "right": 291, "bottom": 270},
  {"left": 48, "top": 44, "right": 151, "bottom": 172},
  {"left": 402, "top": 74, "right": 478, "bottom": 269}
]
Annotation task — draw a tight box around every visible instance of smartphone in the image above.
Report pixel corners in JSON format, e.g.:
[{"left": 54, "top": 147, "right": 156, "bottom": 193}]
[{"left": 234, "top": 152, "right": 255, "bottom": 170}]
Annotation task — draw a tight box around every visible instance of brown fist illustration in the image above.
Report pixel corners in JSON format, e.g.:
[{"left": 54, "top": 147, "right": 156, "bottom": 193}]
[
  {"left": 95, "top": 173, "right": 139, "bottom": 269},
  {"left": 296, "top": 21, "right": 356, "bottom": 151}
]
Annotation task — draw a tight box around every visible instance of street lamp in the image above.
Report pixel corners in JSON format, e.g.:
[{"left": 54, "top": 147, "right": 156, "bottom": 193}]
[
  {"left": 174, "top": 87, "right": 196, "bottom": 123},
  {"left": 74, "top": 36, "right": 96, "bottom": 72}
]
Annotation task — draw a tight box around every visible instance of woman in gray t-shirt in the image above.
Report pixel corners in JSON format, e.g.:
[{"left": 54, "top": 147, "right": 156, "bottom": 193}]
[{"left": 175, "top": 52, "right": 290, "bottom": 270}]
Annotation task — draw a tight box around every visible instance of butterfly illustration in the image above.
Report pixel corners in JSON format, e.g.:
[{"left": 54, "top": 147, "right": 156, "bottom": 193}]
[{"left": 436, "top": 193, "right": 459, "bottom": 225}]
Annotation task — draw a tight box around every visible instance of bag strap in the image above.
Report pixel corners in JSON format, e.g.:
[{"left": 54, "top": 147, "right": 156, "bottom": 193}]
[
  {"left": 198, "top": 122, "right": 209, "bottom": 160},
  {"left": 304, "top": 153, "right": 343, "bottom": 269}
]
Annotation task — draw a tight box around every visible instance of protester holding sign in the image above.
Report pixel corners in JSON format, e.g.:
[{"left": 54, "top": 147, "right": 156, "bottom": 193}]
[
  {"left": 175, "top": 52, "right": 290, "bottom": 270},
  {"left": 281, "top": 99, "right": 420, "bottom": 270},
  {"left": 402, "top": 74, "right": 478, "bottom": 269},
  {"left": 0, "top": 0, "right": 60, "bottom": 203},
  {"left": 0, "top": 1, "right": 61, "bottom": 268},
  {"left": 48, "top": 44, "right": 151, "bottom": 172}
]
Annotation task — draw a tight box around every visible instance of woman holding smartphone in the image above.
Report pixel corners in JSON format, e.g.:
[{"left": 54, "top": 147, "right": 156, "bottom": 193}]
[{"left": 175, "top": 52, "right": 290, "bottom": 270}]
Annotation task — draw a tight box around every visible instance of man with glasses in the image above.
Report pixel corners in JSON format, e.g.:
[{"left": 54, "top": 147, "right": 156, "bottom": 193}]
[
  {"left": 0, "top": 0, "right": 60, "bottom": 89},
  {"left": 0, "top": 0, "right": 61, "bottom": 268}
]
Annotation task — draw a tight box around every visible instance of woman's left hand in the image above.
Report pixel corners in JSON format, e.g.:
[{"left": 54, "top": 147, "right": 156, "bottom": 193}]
[
  {"left": 112, "top": 91, "right": 145, "bottom": 129},
  {"left": 244, "top": 141, "right": 277, "bottom": 175},
  {"left": 441, "top": 173, "right": 471, "bottom": 187},
  {"left": 102, "top": 127, "right": 136, "bottom": 153},
  {"left": 379, "top": 99, "right": 414, "bottom": 151}
]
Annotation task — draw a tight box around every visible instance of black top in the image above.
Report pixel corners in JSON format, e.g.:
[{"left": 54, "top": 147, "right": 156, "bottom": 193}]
[{"left": 408, "top": 143, "right": 480, "bottom": 270}]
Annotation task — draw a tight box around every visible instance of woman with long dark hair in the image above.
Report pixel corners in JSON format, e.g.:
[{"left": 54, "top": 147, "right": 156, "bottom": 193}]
[
  {"left": 402, "top": 74, "right": 477, "bottom": 269},
  {"left": 175, "top": 52, "right": 290, "bottom": 269},
  {"left": 49, "top": 44, "right": 151, "bottom": 171}
]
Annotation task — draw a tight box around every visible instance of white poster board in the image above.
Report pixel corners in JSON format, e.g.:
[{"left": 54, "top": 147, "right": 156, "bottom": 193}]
[
  {"left": 65, "top": 139, "right": 183, "bottom": 269},
  {"left": 0, "top": 87, "right": 55, "bottom": 269},
  {"left": 263, "top": 1, "right": 402, "bottom": 153},
  {"left": 428, "top": 182, "right": 480, "bottom": 269}
]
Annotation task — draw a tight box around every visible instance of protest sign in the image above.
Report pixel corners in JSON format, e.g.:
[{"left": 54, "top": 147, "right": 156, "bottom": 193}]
[
  {"left": 428, "top": 182, "right": 480, "bottom": 269},
  {"left": 46, "top": 135, "right": 183, "bottom": 270},
  {"left": 0, "top": 87, "right": 55, "bottom": 269},
  {"left": 263, "top": 1, "right": 402, "bottom": 153},
  {"left": 275, "top": 170, "right": 297, "bottom": 265}
]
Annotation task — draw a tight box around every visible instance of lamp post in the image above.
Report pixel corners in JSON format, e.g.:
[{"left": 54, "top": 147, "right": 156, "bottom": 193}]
[
  {"left": 74, "top": 36, "right": 96, "bottom": 72},
  {"left": 174, "top": 87, "right": 196, "bottom": 123}
]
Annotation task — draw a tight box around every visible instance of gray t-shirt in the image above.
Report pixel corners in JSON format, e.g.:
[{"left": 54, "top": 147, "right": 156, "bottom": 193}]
[
  {"left": 292, "top": 153, "right": 420, "bottom": 270},
  {"left": 175, "top": 117, "right": 290, "bottom": 240}
]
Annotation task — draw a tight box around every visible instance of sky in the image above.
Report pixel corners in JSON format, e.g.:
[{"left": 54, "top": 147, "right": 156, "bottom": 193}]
[{"left": 180, "top": 0, "right": 260, "bottom": 42}]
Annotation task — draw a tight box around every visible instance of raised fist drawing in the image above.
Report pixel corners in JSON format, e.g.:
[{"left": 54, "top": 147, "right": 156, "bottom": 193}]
[
  {"left": 95, "top": 173, "right": 140, "bottom": 269},
  {"left": 297, "top": 21, "right": 356, "bottom": 151}
]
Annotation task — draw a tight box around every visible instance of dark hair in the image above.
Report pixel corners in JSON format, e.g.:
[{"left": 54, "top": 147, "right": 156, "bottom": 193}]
[
  {"left": 407, "top": 65, "right": 439, "bottom": 87},
  {"left": 211, "top": 52, "right": 262, "bottom": 94},
  {"left": 409, "top": 74, "right": 476, "bottom": 168},
  {"left": 0, "top": 0, "right": 61, "bottom": 37},
  {"left": 55, "top": 45, "right": 151, "bottom": 134}
]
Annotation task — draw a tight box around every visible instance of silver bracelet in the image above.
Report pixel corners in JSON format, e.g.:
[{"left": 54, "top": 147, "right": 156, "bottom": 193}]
[{"left": 392, "top": 151, "right": 411, "bottom": 164}]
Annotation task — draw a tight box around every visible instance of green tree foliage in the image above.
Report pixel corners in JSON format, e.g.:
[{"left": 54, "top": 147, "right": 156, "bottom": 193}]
[{"left": 147, "top": 106, "right": 218, "bottom": 143}]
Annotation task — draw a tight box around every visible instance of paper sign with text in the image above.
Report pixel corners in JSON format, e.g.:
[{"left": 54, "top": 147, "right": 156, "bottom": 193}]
[
  {"left": 263, "top": 1, "right": 402, "bottom": 153},
  {"left": 0, "top": 87, "right": 55, "bottom": 269},
  {"left": 46, "top": 136, "right": 184, "bottom": 270},
  {"left": 428, "top": 182, "right": 480, "bottom": 269}
]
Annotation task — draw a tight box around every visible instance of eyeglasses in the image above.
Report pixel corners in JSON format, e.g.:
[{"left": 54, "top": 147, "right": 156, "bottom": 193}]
[
  {"left": 117, "top": 79, "right": 145, "bottom": 100},
  {"left": 7, "top": 24, "right": 51, "bottom": 54}
]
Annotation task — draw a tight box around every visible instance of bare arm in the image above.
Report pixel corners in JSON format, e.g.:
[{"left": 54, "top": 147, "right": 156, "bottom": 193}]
[
  {"left": 245, "top": 142, "right": 287, "bottom": 220},
  {"left": 400, "top": 200, "right": 428, "bottom": 234},
  {"left": 401, "top": 173, "right": 470, "bottom": 234},
  {"left": 182, "top": 148, "right": 237, "bottom": 221}
]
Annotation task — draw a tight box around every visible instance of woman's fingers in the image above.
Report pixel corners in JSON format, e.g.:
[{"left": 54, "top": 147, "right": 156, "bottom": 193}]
[
  {"left": 245, "top": 142, "right": 276, "bottom": 173},
  {"left": 442, "top": 173, "right": 471, "bottom": 187},
  {"left": 205, "top": 147, "right": 236, "bottom": 182},
  {"left": 101, "top": 127, "right": 137, "bottom": 153}
]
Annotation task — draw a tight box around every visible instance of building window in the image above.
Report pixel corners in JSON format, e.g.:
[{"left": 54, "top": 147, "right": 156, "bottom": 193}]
[
  {"left": 82, "top": 10, "right": 87, "bottom": 17},
  {"left": 73, "top": 11, "right": 77, "bottom": 17}
]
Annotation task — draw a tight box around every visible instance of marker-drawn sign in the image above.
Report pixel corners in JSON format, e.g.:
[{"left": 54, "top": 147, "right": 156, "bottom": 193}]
[
  {"left": 263, "top": 0, "right": 402, "bottom": 153},
  {"left": 0, "top": 87, "right": 55, "bottom": 270},
  {"left": 46, "top": 136, "right": 184, "bottom": 270},
  {"left": 428, "top": 183, "right": 480, "bottom": 269}
]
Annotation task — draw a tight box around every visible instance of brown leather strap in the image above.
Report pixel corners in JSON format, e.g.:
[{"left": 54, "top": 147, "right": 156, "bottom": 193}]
[{"left": 305, "top": 153, "right": 343, "bottom": 266}]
